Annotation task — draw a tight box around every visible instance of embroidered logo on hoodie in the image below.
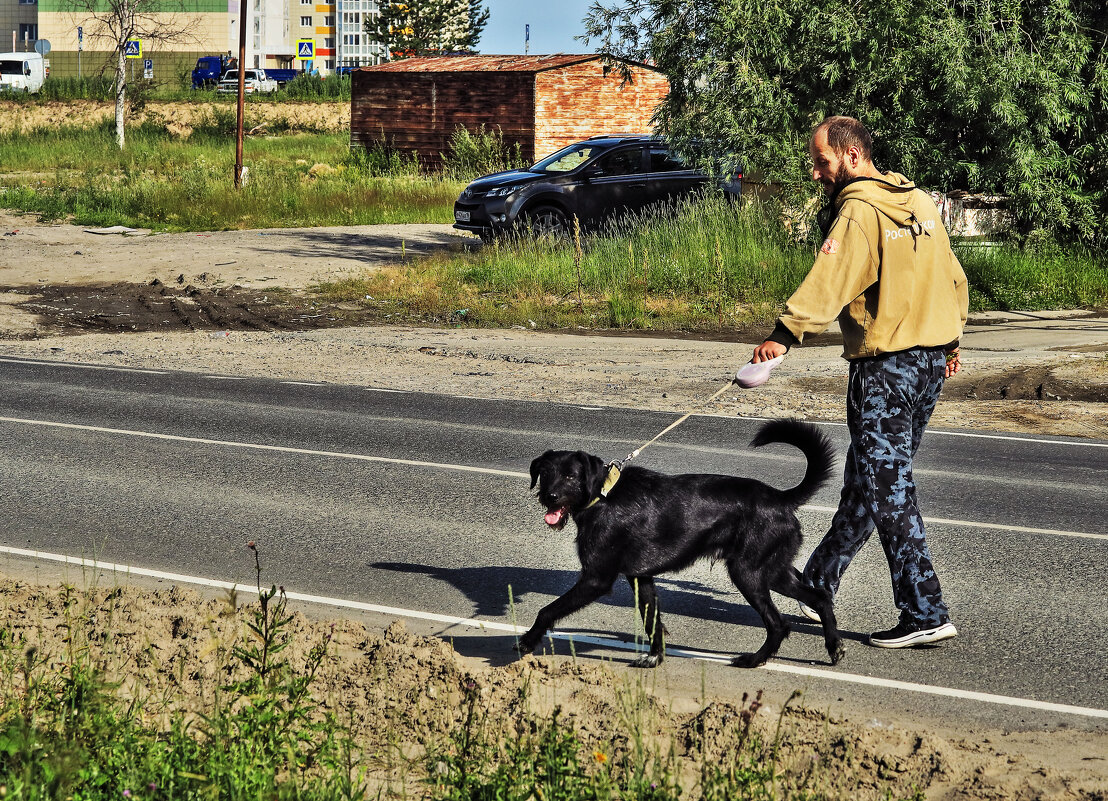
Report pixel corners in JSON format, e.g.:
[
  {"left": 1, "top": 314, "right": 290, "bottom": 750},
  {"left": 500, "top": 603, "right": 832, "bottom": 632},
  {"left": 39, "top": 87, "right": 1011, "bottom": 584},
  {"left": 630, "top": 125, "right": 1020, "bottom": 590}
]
[{"left": 821, "top": 237, "right": 839, "bottom": 255}]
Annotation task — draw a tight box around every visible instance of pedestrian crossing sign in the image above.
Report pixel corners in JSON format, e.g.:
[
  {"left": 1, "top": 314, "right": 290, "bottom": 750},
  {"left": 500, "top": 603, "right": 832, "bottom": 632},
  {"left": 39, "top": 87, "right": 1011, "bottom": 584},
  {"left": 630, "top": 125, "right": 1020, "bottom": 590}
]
[
  {"left": 124, "top": 39, "right": 142, "bottom": 59},
  {"left": 296, "top": 39, "right": 314, "bottom": 59}
]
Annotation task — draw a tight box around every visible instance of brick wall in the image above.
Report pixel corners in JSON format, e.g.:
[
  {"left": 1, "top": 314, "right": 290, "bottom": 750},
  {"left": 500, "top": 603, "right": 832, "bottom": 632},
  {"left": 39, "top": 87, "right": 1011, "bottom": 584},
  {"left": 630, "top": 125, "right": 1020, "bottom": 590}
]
[{"left": 533, "top": 61, "right": 668, "bottom": 160}]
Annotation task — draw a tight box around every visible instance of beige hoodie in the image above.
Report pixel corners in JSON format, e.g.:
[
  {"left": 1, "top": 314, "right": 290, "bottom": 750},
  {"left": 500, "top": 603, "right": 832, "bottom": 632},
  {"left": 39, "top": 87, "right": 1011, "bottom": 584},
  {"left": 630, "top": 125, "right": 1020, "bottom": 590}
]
[{"left": 770, "top": 172, "right": 969, "bottom": 360}]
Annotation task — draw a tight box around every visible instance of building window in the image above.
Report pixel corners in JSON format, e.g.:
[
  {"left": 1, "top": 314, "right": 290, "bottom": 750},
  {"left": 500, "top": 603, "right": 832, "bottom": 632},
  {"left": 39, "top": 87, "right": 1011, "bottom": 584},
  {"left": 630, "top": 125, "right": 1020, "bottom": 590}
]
[
  {"left": 323, "top": 15, "right": 334, "bottom": 25},
  {"left": 300, "top": 15, "right": 311, "bottom": 25},
  {"left": 343, "top": 33, "right": 359, "bottom": 45},
  {"left": 323, "top": 37, "right": 334, "bottom": 47},
  {"left": 18, "top": 0, "right": 36, "bottom": 5},
  {"left": 18, "top": 23, "right": 37, "bottom": 41}
]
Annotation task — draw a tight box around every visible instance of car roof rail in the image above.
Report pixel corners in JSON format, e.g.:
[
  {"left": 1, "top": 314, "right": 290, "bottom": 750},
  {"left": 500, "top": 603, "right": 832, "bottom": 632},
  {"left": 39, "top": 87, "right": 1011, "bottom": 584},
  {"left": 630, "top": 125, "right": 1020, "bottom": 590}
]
[{"left": 585, "top": 133, "right": 655, "bottom": 141}]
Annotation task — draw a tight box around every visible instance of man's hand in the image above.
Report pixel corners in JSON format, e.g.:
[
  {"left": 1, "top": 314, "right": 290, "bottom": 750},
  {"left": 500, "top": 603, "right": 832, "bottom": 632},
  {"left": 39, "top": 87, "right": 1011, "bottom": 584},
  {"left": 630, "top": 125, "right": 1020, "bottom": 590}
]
[
  {"left": 944, "top": 347, "right": 961, "bottom": 378},
  {"left": 752, "top": 340, "right": 788, "bottom": 363}
]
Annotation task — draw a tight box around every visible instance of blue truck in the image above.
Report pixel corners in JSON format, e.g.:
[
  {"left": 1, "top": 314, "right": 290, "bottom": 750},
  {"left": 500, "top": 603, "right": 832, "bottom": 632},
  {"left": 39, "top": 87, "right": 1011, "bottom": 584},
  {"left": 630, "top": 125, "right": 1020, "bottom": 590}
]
[{"left": 191, "top": 55, "right": 301, "bottom": 89}]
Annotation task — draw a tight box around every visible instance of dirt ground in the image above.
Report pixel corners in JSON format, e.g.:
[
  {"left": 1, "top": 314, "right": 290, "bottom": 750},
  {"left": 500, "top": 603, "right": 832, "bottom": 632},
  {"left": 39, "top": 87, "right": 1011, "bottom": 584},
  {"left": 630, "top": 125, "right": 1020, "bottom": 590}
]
[
  {"left": 0, "top": 210, "right": 1106, "bottom": 798},
  {"left": 3, "top": 580, "right": 1106, "bottom": 801},
  {"left": 0, "top": 99, "right": 349, "bottom": 137}
]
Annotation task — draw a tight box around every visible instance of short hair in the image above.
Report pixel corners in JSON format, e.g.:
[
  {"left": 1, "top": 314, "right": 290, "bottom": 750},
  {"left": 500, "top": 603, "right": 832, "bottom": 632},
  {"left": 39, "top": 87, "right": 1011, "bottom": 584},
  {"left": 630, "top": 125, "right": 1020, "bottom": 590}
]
[{"left": 813, "top": 116, "right": 873, "bottom": 162}]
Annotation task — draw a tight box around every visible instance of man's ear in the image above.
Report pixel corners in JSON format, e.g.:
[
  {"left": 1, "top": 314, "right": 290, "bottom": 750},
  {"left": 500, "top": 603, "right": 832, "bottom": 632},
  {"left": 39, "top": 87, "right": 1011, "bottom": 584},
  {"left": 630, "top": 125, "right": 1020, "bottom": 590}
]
[{"left": 847, "top": 145, "right": 862, "bottom": 169}]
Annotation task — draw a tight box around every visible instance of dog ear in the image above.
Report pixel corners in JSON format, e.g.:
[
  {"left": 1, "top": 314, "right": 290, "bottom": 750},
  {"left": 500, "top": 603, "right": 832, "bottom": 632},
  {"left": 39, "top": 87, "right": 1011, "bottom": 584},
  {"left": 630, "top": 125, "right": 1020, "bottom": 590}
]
[
  {"left": 529, "top": 453, "right": 548, "bottom": 490},
  {"left": 577, "top": 451, "right": 608, "bottom": 499}
]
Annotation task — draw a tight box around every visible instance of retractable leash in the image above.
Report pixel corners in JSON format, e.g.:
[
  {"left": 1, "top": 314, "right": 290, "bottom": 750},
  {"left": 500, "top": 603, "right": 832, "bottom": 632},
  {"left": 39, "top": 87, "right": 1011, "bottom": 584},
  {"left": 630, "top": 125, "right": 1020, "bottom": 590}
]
[{"left": 592, "top": 355, "right": 785, "bottom": 503}]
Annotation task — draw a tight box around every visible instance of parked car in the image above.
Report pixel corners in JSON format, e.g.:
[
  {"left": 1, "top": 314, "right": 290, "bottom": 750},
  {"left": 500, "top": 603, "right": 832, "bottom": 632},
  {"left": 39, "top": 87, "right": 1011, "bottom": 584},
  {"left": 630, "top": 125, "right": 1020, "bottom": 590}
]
[
  {"left": 192, "top": 54, "right": 234, "bottom": 89},
  {"left": 452, "top": 135, "right": 742, "bottom": 241},
  {"left": 0, "top": 51, "right": 47, "bottom": 94},
  {"left": 216, "top": 68, "right": 278, "bottom": 94},
  {"left": 263, "top": 67, "right": 300, "bottom": 86}
]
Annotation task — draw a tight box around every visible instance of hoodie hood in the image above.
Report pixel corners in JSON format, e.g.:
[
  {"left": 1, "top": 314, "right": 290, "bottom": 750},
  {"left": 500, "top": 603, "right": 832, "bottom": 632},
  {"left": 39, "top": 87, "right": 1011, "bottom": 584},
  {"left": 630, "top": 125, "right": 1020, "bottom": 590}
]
[{"left": 834, "top": 172, "right": 922, "bottom": 230}]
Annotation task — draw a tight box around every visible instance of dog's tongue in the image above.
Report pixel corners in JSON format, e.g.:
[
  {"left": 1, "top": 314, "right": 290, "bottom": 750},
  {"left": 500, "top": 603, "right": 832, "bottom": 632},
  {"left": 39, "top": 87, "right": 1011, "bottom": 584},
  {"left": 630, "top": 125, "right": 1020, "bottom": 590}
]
[{"left": 544, "top": 508, "right": 565, "bottom": 526}]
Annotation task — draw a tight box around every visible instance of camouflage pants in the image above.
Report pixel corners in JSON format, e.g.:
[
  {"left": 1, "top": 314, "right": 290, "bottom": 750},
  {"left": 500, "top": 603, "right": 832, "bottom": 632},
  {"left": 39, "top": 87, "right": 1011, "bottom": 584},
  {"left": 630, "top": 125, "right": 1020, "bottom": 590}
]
[{"left": 802, "top": 347, "right": 950, "bottom": 626}]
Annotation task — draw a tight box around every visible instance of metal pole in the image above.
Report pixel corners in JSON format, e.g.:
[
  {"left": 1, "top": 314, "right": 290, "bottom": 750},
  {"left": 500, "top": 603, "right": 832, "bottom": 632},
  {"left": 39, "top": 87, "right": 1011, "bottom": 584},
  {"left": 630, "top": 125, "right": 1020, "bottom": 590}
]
[{"left": 233, "top": 0, "right": 247, "bottom": 188}]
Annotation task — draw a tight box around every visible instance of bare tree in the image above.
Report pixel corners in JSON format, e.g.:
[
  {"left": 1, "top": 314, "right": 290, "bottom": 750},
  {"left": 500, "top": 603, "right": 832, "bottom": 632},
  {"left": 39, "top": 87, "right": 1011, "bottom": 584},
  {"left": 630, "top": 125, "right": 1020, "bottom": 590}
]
[{"left": 63, "top": 0, "right": 197, "bottom": 148}]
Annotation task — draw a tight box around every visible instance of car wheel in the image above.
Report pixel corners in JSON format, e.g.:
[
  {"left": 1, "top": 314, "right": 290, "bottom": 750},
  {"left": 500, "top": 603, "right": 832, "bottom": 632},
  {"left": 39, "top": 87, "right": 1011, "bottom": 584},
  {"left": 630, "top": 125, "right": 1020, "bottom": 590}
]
[{"left": 524, "top": 205, "right": 570, "bottom": 239}]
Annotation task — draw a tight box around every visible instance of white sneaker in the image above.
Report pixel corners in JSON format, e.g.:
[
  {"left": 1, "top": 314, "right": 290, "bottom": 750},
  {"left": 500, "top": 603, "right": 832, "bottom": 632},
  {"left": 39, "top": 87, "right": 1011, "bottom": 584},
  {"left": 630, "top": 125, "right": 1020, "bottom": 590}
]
[
  {"left": 869, "top": 621, "right": 958, "bottom": 649},
  {"left": 798, "top": 602, "right": 821, "bottom": 622}
]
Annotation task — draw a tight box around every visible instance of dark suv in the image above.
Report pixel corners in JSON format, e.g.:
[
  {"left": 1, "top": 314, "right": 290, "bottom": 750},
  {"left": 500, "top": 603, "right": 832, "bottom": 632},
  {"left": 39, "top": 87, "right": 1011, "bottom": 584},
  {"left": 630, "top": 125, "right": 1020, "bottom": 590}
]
[{"left": 452, "top": 135, "right": 741, "bottom": 240}]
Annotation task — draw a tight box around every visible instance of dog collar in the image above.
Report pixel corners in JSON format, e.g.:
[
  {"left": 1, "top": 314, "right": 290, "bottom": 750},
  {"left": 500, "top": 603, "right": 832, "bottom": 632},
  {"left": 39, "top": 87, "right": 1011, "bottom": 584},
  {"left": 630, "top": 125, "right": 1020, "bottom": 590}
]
[{"left": 584, "top": 464, "right": 622, "bottom": 509}]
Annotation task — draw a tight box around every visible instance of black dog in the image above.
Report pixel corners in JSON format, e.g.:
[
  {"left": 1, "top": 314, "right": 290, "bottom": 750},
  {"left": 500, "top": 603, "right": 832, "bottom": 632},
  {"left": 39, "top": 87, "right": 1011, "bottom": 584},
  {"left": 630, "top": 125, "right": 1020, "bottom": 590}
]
[{"left": 520, "top": 418, "right": 843, "bottom": 668}]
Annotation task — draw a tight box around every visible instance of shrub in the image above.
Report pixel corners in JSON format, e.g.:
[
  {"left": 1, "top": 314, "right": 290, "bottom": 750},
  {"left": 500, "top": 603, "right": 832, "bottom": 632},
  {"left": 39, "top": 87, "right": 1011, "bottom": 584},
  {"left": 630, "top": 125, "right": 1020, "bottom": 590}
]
[{"left": 441, "top": 124, "right": 525, "bottom": 181}]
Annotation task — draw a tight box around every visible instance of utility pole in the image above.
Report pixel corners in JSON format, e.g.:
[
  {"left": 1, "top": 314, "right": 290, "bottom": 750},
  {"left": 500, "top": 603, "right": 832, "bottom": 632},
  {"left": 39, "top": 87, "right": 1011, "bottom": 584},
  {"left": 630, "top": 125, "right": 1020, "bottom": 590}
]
[
  {"left": 524, "top": 23, "right": 529, "bottom": 55},
  {"left": 233, "top": 0, "right": 247, "bottom": 187}
]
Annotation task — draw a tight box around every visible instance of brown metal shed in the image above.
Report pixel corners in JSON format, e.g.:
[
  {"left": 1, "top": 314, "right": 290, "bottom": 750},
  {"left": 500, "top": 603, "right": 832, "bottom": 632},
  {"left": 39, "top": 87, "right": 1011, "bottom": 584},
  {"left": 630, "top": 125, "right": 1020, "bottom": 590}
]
[{"left": 350, "top": 54, "right": 670, "bottom": 169}]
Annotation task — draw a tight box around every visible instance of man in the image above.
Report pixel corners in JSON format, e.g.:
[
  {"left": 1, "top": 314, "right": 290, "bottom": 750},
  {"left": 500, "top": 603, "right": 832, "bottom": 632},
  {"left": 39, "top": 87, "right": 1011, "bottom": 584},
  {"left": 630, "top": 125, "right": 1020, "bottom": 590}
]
[{"left": 751, "top": 116, "right": 968, "bottom": 648}]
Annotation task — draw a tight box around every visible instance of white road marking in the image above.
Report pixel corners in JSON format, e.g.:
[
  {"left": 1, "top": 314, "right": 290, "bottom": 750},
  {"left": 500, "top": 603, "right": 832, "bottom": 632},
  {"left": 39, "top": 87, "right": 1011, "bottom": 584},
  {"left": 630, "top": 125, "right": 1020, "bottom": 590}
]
[
  {"left": 734, "top": 415, "right": 1108, "bottom": 448},
  {"left": 0, "top": 354, "right": 1102, "bottom": 451},
  {"left": 802, "top": 505, "right": 1106, "bottom": 541},
  {"left": 2, "top": 545, "right": 1105, "bottom": 721},
  {"left": 0, "top": 357, "right": 167, "bottom": 375},
  {"left": 281, "top": 381, "right": 325, "bottom": 387},
  {"left": 205, "top": 375, "right": 249, "bottom": 381},
  {"left": 0, "top": 415, "right": 525, "bottom": 478},
  {"left": 0, "top": 414, "right": 1103, "bottom": 540}
]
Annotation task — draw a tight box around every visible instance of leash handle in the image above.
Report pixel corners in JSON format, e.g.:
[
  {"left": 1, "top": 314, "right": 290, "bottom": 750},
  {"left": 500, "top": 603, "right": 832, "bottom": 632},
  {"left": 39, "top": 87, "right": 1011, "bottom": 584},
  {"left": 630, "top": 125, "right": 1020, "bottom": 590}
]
[{"left": 614, "top": 378, "right": 735, "bottom": 467}]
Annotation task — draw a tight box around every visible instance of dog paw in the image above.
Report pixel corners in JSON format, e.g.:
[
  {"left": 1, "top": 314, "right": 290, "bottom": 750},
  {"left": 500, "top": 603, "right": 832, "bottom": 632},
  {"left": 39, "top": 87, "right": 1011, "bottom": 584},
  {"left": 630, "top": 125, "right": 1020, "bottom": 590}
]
[
  {"left": 513, "top": 639, "right": 536, "bottom": 656},
  {"left": 629, "top": 654, "right": 662, "bottom": 669},
  {"left": 828, "top": 640, "right": 845, "bottom": 666},
  {"left": 730, "top": 653, "right": 767, "bottom": 669}
]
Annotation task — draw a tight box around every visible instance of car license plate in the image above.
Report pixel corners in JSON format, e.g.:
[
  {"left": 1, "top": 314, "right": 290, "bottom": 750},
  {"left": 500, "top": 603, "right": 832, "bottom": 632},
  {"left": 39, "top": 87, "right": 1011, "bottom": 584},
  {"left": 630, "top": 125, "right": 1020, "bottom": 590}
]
[{"left": 455, "top": 210, "right": 471, "bottom": 222}]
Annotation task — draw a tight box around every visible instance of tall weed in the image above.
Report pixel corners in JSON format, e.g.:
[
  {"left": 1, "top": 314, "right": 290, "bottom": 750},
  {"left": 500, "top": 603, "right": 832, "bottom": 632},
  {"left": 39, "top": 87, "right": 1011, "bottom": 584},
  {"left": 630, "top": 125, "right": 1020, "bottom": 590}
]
[{"left": 442, "top": 124, "right": 525, "bottom": 181}]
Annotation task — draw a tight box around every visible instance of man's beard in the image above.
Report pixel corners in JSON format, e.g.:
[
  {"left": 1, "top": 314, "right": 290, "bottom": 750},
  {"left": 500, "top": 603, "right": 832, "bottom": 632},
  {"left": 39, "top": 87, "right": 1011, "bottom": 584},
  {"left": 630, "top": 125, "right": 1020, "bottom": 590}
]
[{"left": 821, "top": 162, "right": 853, "bottom": 196}]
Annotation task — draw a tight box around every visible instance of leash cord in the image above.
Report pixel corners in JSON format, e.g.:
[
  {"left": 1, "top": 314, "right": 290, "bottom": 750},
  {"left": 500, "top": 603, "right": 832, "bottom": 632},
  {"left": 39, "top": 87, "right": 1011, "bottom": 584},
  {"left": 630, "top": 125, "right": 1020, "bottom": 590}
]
[{"left": 611, "top": 378, "right": 736, "bottom": 468}]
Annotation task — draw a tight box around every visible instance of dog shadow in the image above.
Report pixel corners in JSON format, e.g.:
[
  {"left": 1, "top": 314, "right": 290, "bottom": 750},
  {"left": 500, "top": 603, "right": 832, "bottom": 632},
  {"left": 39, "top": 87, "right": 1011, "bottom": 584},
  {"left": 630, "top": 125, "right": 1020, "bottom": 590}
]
[{"left": 373, "top": 560, "right": 771, "bottom": 630}]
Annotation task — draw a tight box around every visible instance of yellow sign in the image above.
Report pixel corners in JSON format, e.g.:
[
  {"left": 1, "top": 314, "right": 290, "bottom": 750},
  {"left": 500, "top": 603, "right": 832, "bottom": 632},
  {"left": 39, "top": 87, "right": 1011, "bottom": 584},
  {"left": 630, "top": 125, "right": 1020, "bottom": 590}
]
[
  {"left": 296, "top": 39, "right": 315, "bottom": 60},
  {"left": 124, "top": 39, "right": 142, "bottom": 59}
]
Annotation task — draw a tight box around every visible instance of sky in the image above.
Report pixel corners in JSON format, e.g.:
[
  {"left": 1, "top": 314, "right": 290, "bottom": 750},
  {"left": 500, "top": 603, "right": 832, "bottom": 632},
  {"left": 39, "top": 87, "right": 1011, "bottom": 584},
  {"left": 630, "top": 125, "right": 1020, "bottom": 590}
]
[{"left": 479, "top": 0, "right": 600, "bottom": 55}]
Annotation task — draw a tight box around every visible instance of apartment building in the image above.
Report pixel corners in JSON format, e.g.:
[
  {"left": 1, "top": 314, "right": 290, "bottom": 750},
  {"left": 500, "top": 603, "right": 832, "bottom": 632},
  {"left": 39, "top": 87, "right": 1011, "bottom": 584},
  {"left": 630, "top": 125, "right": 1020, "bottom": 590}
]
[
  {"left": 230, "top": 0, "right": 296, "bottom": 71},
  {"left": 3, "top": 0, "right": 379, "bottom": 77},
  {"left": 295, "top": 0, "right": 381, "bottom": 72},
  {"left": 11, "top": 0, "right": 225, "bottom": 78}
]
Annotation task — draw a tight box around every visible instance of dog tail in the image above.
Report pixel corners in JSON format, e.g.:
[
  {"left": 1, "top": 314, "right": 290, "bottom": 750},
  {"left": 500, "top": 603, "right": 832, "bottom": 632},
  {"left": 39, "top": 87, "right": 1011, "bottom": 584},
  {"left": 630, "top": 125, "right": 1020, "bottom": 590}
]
[{"left": 751, "top": 418, "right": 836, "bottom": 508}]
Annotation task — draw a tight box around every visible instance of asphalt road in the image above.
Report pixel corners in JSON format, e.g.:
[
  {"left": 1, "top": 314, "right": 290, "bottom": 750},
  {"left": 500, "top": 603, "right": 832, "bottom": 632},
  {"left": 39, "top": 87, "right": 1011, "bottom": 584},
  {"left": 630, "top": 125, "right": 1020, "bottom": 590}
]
[{"left": 1, "top": 354, "right": 1105, "bottom": 731}]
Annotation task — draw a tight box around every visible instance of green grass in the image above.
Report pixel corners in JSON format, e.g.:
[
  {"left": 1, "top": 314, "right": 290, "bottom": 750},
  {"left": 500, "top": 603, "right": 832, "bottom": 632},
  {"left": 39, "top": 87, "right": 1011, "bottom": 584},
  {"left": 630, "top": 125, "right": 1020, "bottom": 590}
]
[
  {"left": 10, "top": 74, "right": 352, "bottom": 103},
  {"left": 0, "top": 121, "right": 461, "bottom": 231},
  {"left": 957, "top": 242, "right": 1108, "bottom": 312},
  {"left": 316, "top": 194, "right": 1108, "bottom": 333},
  {"left": 0, "top": 117, "right": 1103, "bottom": 326},
  {"left": 316, "top": 194, "right": 815, "bottom": 332}
]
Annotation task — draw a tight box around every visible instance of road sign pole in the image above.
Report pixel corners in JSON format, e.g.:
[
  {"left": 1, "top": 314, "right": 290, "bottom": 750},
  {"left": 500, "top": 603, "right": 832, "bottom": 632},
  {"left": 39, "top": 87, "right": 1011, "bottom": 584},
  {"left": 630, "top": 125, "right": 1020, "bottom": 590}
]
[{"left": 234, "top": 0, "right": 248, "bottom": 188}]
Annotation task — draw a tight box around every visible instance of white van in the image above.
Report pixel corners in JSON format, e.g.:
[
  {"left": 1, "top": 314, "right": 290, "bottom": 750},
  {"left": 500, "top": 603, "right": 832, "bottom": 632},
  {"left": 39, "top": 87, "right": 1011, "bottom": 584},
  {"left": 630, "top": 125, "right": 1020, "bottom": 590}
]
[{"left": 0, "top": 52, "right": 47, "bottom": 93}]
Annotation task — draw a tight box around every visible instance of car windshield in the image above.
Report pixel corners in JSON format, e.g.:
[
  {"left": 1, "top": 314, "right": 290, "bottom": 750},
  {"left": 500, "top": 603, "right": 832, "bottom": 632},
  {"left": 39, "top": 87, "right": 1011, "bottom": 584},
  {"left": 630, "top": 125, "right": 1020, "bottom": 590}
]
[{"left": 530, "top": 144, "right": 607, "bottom": 173}]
